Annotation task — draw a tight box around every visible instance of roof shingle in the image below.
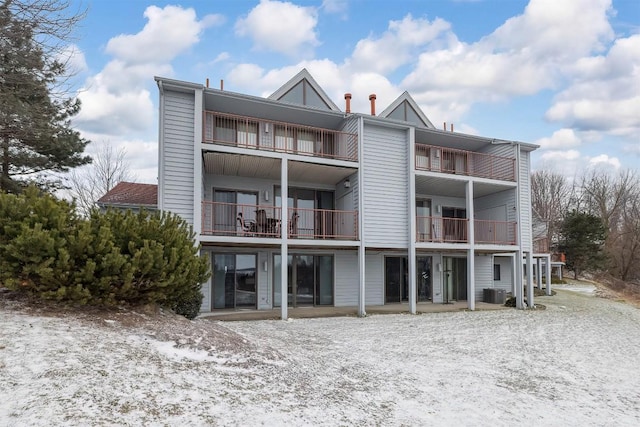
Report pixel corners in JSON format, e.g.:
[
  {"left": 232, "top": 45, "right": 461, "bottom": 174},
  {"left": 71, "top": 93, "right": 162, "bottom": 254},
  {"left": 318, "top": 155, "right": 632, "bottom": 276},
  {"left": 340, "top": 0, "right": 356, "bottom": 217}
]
[{"left": 97, "top": 182, "right": 157, "bottom": 207}]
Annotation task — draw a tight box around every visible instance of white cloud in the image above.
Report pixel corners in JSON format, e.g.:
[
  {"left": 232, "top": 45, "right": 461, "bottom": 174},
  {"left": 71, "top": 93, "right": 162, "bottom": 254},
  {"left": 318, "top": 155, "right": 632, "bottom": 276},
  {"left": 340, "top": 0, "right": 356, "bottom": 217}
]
[
  {"left": 349, "top": 14, "right": 451, "bottom": 74},
  {"left": 545, "top": 34, "right": 640, "bottom": 139},
  {"left": 235, "top": 0, "right": 319, "bottom": 57},
  {"left": 588, "top": 154, "right": 621, "bottom": 169},
  {"left": 321, "top": 0, "right": 347, "bottom": 13},
  {"left": 535, "top": 128, "right": 582, "bottom": 150},
  {"left": 75, "top": 5, "right": 216, "bottom": 136},
  {"left": 106, "top": 6, "right": 223, "bottom": 64},
  {"left": 213, "top": 52, "right": 230, "bottom": 63},
  {"left": 541, "top": 149, "right": 581, "bottom": 162}
]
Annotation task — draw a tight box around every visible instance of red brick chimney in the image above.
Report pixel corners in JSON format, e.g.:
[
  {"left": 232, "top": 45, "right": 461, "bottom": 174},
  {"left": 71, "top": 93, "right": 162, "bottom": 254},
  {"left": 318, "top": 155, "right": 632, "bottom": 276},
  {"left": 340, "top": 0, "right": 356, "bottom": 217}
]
[{"left": 369, "top": 94, "right": 376, "bottom": 116}]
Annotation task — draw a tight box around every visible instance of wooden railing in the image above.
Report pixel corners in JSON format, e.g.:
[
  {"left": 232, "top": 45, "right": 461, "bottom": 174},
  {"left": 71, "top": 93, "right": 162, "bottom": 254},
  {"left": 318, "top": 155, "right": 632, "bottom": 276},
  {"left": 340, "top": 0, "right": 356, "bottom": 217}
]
[
  {"left": 415, "top": 144, "right": 516, "bottom": 181},
  {"left": 203, "top": 111, "right": 358, "bottom": 162},
  {"left": 474, "top": 220, "right": 517, "bottom": 245},
  {"left": 416, "top": 216, "right": 517, "bottom": 245},
  {"left": 201, "top": 201, "right": 358, "bottom": 240},
  {"left": 288, "top": 207, "right": 358, "bottom": 240}
]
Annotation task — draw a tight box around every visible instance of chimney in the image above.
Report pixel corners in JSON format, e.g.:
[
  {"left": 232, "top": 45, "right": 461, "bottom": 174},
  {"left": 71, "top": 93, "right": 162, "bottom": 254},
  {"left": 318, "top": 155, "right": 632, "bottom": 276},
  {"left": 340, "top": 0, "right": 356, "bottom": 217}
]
[
  {"left": 220, "top": 79, "right": 224, "bottom": 90},
  {"left": 206, "top": 78, "right": 209, "bottom": 88},
  {"left": 451, "top": 123, "right": 454, "bottom": 132},
  {"left": 344, "top": 93, "right": 352, "bottom": 113},
  {"left": 444, "top": 122, "right": 447, "bottom": 131},
  {"left": 369, "top": 94, "right": 377, "bottom": 116}
]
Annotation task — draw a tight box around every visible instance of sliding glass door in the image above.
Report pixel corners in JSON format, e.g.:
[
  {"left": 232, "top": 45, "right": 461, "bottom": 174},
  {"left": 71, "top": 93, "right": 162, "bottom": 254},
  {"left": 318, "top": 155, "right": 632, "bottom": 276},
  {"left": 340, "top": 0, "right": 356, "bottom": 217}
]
[
  {"left": 385, "top": 256, "right": 433, "bottom": 303},
  {"left": 273, "top": 254, "right": 334, "bottom": 307},
  {"left": 213, "top": 190, "right": 258, "bottom": 235},
  {"left": 212, "top": 254, "right": 257, "bottom": 309}
]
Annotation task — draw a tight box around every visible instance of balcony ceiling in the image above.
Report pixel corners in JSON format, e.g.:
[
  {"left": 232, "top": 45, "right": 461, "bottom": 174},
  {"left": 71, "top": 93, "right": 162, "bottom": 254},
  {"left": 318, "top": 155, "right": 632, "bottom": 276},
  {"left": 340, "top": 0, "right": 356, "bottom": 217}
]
[
  {"left": 203, "top": 153, "right": 354, "bottom": 185},
  {"left": 415, "top": 175, "right": 515, "bottom": 198}
]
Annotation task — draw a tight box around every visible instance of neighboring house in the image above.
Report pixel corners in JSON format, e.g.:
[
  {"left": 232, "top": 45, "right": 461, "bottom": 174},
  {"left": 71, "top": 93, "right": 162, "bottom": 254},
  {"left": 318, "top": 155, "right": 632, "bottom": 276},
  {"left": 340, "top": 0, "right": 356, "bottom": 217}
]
[
  {"left": 97, "top": 181, "right": 158, "bottom": 212},
  {"left": 155, "top": 69, "right": 551, "bottom": 318}
]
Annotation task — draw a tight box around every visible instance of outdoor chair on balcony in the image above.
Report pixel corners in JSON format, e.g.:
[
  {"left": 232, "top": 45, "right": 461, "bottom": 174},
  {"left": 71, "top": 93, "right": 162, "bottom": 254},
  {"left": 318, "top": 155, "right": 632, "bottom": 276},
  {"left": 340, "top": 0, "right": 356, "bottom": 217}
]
[{"left": 236, "top": 213, "right": 256, "bottom": 236}]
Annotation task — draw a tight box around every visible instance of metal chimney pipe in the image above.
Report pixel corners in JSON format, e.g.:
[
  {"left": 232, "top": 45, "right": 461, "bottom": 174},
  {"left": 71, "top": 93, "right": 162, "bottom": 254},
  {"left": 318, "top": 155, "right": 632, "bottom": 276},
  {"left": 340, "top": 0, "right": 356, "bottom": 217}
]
[
  {"left": 220, "top": 79, "right": 224, "bottom": 90},
  {"left": 369, "top": 94, "right": 377, "bottom": 116},
  {"left": 206, "top": 78, "right": 209, "bottom": 88},
  {"left": 344, "top": 93, "right": 352, "bottom": 113},
  {"left": 451, "top": 123, "right": 454, "bottom": 132}
]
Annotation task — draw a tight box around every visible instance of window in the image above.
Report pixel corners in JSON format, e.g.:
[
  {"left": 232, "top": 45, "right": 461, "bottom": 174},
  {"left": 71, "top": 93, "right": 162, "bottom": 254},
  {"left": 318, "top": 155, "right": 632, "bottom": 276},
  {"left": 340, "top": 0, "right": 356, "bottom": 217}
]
[{"left": 494, "top": 264, "right": 501, "bottom": 281}]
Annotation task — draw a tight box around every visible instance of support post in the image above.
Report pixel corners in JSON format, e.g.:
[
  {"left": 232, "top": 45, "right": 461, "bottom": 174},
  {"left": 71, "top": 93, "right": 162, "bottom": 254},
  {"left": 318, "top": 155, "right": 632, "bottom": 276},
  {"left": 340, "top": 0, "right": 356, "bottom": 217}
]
[
  {"left": 536, "top": 257, "right": 542, "bottom": 289},
  {"left": 545, "top": 255, "right": 552, "bottom": 296},
  {"left": 357, "top": 117, "right": 366, "bottom": 317},
  {"left": 280, "top": 158, "right": 288, "bottom": 320},
  {"left": 408, "top": 127, "right": 417, "bottom": 314},
  {"left": 466, "top": 181, "right": 475, "bottom": 310},
  {"left": 516, "top": 250, "right": 524, "bottom": 309},
  {"left": 526, "top": 251, "right": 534, "bottom": 308}
]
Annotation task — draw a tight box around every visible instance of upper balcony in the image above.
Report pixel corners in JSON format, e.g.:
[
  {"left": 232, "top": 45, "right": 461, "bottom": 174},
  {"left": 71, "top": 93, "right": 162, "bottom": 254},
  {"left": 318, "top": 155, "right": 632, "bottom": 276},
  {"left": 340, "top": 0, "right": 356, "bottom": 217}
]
[
  {"left": 415, "top": 144, "right": 516, "bottom": 181},
  {"left": 203, "top": 111, "right": 358, "bottom": 162},
  {"left": 416, "top": 216, "right": 517, "bottom": 245}
]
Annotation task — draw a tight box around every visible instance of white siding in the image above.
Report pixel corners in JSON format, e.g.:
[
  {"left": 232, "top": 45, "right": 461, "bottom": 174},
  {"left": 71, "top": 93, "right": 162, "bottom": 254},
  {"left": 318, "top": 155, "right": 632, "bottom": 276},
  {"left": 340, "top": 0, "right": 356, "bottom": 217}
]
[
  {"left": 475, "top": 190, "right": 516, "bottom": 223},
  {"left": 334, "top": 251, "right": 359, "bottom": 307},
  {"left": 162, "top": 90, "right": 195, "bottom": 225},
  {"left": 362, "top": 125, "right": 408, "bottom": 247},
  {"left": 364, "top": 253, "right": 384, "bottom": 305},
  {"left": 340, "top": 116, "right": 359, "bottom": 162},
  {"left": 519, "top": 150, "right": 532, "bottom": 250},
  {"left": 479, "top": 142, "right": 514, "bottom": 158},
  {"left": 492, "top": 256, "right": 513, "bottom": 293},
  {"left": 474, "top": 254, "right": 493, "bottom": 301}
]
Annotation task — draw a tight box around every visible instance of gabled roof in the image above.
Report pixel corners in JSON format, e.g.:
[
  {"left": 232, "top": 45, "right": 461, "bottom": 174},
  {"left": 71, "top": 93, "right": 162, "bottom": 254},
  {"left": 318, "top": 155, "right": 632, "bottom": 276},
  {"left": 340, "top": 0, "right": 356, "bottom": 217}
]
[
  {"left": 379, "top": 91, "right": 435, "bottom": 129},
  {"left": 97, "top": 182, "right": 158, "bottom": 207},
  {"left": 268, "top": 68, "right": 341, "bottom": 112}
]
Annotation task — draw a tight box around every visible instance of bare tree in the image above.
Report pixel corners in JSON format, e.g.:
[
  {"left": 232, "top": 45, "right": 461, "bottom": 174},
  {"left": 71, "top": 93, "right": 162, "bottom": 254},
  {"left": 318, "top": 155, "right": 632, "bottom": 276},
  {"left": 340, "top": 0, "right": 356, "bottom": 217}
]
[
  {"left": 67, "top": 142, "right": 134, "bottom": 216},
  {"left": 578, "top": 169, "right": 640, "bottom": 281},
  {"left": 531, "top": 170, "right": 569, "bottom": 250}
]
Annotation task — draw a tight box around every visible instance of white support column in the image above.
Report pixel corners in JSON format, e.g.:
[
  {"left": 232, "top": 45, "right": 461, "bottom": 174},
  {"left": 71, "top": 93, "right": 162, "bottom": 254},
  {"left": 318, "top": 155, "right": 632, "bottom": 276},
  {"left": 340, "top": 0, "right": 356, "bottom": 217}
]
[
  {"left": 510, "top": 253, "right": 517, "bottom": 300},
  {"left": 466, "top": 180, "right": 475, "bottom": 311},
  {"left": 357, "top": 116, "right": 366, "bottom": 317},
  {"left": 526, "top": 251, "right": 534, "bottom": 308},
  {"left": 516, "top": 250, "right": 524, "bottom": 309},
  {"left": 536, "top": 257, "right": 542, "bottom": 289},
  {"left": 545, "top": 255, "right": 552, "bottom": 296},
  {"left": 193, "top": 88, "right": 203, "bottom": 236},
  {"left": 408, "top": 128, "right": 417, "bottom": 314},
  {"left": 280, "top": 158, "right": 288, "bottom": 320}
]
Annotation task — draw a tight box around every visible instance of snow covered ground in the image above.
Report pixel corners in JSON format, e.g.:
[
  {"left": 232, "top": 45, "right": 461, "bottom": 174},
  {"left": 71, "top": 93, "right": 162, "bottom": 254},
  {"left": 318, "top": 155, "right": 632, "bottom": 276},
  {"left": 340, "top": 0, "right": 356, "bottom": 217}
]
[{"left": 1, "top": 287, "right": 639, "bottom": 426}]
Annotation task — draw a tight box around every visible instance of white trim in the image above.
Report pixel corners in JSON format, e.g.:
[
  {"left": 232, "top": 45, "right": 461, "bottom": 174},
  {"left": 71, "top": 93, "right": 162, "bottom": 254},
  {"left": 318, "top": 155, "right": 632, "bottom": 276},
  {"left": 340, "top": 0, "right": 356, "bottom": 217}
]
[
  {"left": 357, "top": 116, "right": 366, "bottom": 317},
  {"left": 193, "top": 88, "right": 203, "bottom": 236},
  {"left": 408, "top": 127, "right": 417, "bottom": 314}
]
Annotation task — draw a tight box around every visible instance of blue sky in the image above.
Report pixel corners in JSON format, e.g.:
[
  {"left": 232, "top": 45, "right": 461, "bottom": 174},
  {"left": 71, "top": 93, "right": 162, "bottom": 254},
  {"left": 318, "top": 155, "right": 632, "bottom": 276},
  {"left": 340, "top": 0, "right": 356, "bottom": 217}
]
[{"left": 65, "top": 0, "right": 640, "bottom": 184}]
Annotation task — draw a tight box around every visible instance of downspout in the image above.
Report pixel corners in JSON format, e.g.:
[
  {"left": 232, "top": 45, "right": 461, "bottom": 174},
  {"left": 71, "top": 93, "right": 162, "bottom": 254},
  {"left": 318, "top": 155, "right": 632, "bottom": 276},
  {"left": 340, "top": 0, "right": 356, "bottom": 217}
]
[
  {"left": 515, "top": 142, "right": 525, "bottom": 309},
  {"left": 157, "top": 80, "right": 165, "bottom": 212}
]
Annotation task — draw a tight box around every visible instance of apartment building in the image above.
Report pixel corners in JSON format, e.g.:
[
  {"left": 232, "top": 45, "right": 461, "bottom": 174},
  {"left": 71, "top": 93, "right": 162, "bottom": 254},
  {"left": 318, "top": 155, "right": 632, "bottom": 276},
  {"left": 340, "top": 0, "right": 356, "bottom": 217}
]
[{"left": 155, "top": 69, "right": 549, "bottom": 319}]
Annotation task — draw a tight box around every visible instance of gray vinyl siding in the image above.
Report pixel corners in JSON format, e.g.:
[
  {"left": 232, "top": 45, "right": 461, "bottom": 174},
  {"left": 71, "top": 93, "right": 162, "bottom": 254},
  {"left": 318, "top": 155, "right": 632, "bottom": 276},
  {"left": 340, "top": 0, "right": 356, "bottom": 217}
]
[
  {"left": 162, "top": 90, "right": 195, "bottom": 226},
  {"left": 364, "top": 253, "right": 384, "bottom": 305},
  {"left": 474, "top": 190, "right": 516, "bottom": 222},
  {"left": 519, "top": 150, "right": 532, "bottom": 250},
  {"left": 479, "top": 142, "right": 514, "bottom": 158},
  {"left": 492, "top": 256, "right": 513, "bottom": 294},
  {"left": 474, "top": 254, "right": 493, "bottom": 301},
  {"left": 340, "top": 116, "right": 359, "bottom": 162},
  {"left": 334, "top": 251, "right": 359, "bottom": 307},
  {"left": 362, "top": 125, "right": 408, "bottom": 247}
]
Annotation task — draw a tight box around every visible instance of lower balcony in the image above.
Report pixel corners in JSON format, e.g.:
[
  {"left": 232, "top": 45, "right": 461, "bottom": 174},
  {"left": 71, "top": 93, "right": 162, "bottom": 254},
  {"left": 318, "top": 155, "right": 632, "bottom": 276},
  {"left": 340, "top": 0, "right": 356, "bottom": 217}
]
[
  {"left": 202, "top": 201, "right": 358, "bottom": 240},
  {"left": 417, "top": 217, "right": 517, "bottom": 245}
]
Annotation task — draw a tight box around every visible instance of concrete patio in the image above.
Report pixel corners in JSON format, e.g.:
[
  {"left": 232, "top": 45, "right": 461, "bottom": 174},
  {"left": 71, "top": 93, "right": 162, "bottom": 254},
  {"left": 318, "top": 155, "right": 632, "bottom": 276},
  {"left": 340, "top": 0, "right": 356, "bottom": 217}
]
[{"left": 199, "top": 301, "right": 510, "bottom": 321}]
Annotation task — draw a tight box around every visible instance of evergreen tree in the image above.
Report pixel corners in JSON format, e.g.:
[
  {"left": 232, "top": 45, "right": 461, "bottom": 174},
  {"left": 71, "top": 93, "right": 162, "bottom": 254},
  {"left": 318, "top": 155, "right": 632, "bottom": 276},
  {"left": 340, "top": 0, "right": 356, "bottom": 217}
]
[
  {"left": 0, "top": 0, "right": 90, "bottom": 193},
  {"left": 559, "top": 210, "right": 607, "bottom": 279}
]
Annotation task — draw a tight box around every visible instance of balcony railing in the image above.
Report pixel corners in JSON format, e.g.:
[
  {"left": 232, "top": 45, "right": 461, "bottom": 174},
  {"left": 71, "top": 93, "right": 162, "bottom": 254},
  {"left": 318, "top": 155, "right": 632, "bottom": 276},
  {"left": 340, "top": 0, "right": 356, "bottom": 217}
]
[
  {"left": 289, "top": 207, "right": 358, "bottom": 240},
  {"left": 203, "top": 111, "right": 358, "bottom": 162},
  {"left": 474, "top": 220, "right": 517, "bottom": 245},
  {"left": 416, "top": 217, "right": 517, "bottom": 245},
  {"left": 202, "top": 201, "right": 282, "bottom": 238},
  {"left": 201, "top": 201, "right": 358, "bottom": 240},
  {"left": 415, "top": 144, "right": 516, "bottom": 181},
  {"left": 417, "top": 216, "right": 468, "bottom": 243}
]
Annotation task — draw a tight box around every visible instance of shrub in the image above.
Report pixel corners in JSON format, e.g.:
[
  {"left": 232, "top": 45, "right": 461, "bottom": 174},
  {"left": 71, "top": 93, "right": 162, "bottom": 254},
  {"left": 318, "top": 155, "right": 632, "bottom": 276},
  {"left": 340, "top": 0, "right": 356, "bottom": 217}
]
[{"left": 0, "top": 188, "right": 211, "bottom": 318}]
